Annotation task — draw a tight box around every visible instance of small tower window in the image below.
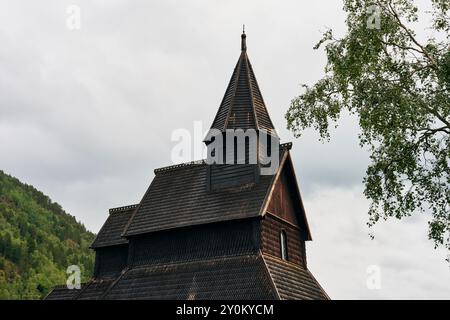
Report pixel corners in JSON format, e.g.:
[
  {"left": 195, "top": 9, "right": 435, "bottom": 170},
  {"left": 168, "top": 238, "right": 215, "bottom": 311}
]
[{"left": 280, "top": 230, "right": 288, "bottom": 260}]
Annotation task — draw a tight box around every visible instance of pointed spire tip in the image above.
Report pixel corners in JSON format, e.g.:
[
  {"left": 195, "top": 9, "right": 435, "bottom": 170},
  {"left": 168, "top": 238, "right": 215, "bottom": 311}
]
[{"left": 241, "top": 25, "right": 247, "bottom": 52}]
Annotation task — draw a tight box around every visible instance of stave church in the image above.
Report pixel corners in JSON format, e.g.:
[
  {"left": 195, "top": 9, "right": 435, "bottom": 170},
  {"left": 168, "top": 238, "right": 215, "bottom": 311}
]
[{"left": 45, "top": 31, "right": 329, "bottom": 300}]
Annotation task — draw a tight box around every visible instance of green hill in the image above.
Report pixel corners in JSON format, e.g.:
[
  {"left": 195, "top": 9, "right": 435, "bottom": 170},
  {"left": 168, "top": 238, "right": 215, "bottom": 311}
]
[{"left": 0, "top": 170, "right": 95, "bottom": 299}]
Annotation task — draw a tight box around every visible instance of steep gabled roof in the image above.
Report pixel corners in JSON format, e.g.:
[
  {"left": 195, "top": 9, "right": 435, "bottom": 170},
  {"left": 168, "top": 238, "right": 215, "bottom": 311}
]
[
  {"left": 208, "top": 32, "right": 276, "bottom": 135},
  {"left": 123, "top": 143, "right": 312, "bottom": 239},
  {"left": 263, "top": 254, "right": 329, "bottom": 300},
  {"left": 123, "top": 163, "right": 273, "bottom": 237},
  {"left": 45, "top": 253, "right": 329, "bottom": 300},
  {"left": 90, "top": 205, "right": 137, "bottom": 248},
  {"left": 261, "top": 150, "right": 313, "bottom": 240}
]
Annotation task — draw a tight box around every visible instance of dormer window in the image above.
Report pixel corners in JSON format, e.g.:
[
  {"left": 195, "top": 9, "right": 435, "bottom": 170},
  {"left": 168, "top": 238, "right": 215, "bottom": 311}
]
[{"left": 280, "top": 230, "right": 288, "bottom": 260}]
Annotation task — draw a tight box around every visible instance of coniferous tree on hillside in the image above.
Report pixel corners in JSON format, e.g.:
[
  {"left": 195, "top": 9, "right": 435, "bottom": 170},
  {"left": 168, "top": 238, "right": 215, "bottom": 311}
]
[{"left": 0, "top": 170, "right": 95, "bottom": 299}]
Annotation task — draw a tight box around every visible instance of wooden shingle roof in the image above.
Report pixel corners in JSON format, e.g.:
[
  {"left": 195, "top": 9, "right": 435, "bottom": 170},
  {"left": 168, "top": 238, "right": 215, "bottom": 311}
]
[
  {"left": 263, "top": 254, "right": 329, "bottom": 300},
  {"left": 45, "top": 253, "right": 329, "bottom": 300},
  {"left": 44, "top": 284, "right": 85, "bottom": 300},
  {"left": 208, "top": 32, "right": 276, "bottom": 135},
  {"left": 123, "top": 144, "right": 295, "bottom": 237},
  {"left": 124, "top": 164, "right": 272, "bottom": 236},
  {"left": 76, "top": 278, "right": 117, "bottom": 300},
  {"left": 44, "top": 31, "right": 329, "bottom": 300},
  {"left": 90, "top": 205, "right": 137, "bottom": 248},
  {"left": 105, "top": 254, "right": 278, "bottom": 300}
]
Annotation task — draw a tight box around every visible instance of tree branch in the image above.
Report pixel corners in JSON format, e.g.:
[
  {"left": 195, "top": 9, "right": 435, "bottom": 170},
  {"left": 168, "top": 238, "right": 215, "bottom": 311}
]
[
  {"left": 403, "top": 87, "right": 450, "bottom": 128},
  {"left": 386, "top": 1, "right": 439, "bottom": 69}
]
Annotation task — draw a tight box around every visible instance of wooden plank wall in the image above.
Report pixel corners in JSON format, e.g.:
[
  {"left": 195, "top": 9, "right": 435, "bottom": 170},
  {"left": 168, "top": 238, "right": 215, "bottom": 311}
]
[
  {"left": 260, "top": 214, "right": 306, "bottom": 267},
  {"left": 129, "top": 219, "right": 260, "bottom": 267},
  {"left": 94, "top": 244, "right": 128, "bottom": 278},
  {"left": 261, "top": 165, "right": 306, "bottom": 267},
  {"left": 266, "top": 168, "right": 299, "bottom": 226}
]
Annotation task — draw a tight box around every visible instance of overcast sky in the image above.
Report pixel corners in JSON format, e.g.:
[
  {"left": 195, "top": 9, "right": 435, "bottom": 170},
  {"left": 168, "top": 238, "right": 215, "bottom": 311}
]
[{"left": 0, "top": 0, "right": 448, "bottom": 299}]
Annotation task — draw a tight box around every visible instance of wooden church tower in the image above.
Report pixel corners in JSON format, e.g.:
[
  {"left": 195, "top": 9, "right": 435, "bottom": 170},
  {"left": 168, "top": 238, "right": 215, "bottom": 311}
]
[{"left": 45, "top": 31, "right": 329, "bottom": 300}]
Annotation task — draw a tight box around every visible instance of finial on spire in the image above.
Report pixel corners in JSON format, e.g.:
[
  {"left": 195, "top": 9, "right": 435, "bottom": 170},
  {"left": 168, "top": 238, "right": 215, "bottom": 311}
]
[{"left": 241, "top": 25, "right": 247, "bottom": 52}]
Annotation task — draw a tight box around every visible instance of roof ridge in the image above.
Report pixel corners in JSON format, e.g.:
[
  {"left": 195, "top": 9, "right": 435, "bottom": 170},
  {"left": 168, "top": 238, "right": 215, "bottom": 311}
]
[
  {"left": 244, "top": 52, "right": 260, "bottom": 131},
  {"left": 131, "top": 253, "right": 260, "bottom": 270},
  {"left": 153, "top": 143, "right": 291, "bottom": 175},
  {"left": 222, "top": 51, "right": 244, "bottom": 131},
  {"left": 51, "top": 284, "right": 84, "bottom": 289},
  {"left": 280, "top": 142, "right": 292, "bottom": 150},
  {"left": 109, "top": 204, "right": 139, "bottom": 214},
  {"left": 246, "top": 57, "right": 276, "bottom": 131},
  {"left": 154, "top": 160, "right": 205, "bottom": 174}
]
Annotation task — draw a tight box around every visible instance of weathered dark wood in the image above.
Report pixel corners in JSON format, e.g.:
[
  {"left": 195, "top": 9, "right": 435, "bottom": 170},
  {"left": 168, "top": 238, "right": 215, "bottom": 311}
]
[
  {"left": 208, "top": 37, "right": 275, "bottom": 133},
  {"left": 45, "top": 32, "right": 328, "bottom": 301},
  {"left": 124, "top": 162, "right": 275, "bottom": 237},
  {"left": 77, "top": 279, "right": 116, "bottom": 300},
  {"left": 44, "top": 284, "right": 85, "bottom": 300},
  {"left": 264, "top": 254, "right": 328, "bottom": 300},
  {"left": 91, "top": 205, "right": 136, "bottom": 248},
  {"left": 260, "top": 214, "right": 306, "bottom": 267},
  {"left": 129, "top": 219, "right": 260, "bottom": 267},
  {"left": 266, "top": 166, "right": 300, "bottom": 226},
  {"left": 209, "top": 164, "right": 256, "bottom": 190},
  {"left": 94, "top": 244, "right": 128, "bottom": 278},
  {"left": 105, "top": 255, "right": 278, "bottom": 300}
]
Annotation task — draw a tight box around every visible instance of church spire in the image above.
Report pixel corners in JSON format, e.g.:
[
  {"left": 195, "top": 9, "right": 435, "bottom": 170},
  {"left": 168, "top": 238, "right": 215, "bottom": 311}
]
[
  {"left": 241, "top": 25, "right": 247, "bottom": 52},
  {"left": 207, "top": 30, "right": 277, "bottom": 136}
]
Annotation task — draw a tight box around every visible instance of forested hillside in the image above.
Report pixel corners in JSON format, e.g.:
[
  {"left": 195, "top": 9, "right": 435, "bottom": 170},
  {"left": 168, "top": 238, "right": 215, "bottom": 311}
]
[{"left": 0, "top": 170, "right": 95, "bottom": 299}]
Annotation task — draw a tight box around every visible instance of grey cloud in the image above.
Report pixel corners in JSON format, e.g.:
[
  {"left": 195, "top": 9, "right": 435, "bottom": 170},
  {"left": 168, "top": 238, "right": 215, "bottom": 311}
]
[
  {"left": 305, "top": 186, "right": 450, "bottom": 299},
  {"left": 0, "top": 0, "right": 447, "bottom": 299}
]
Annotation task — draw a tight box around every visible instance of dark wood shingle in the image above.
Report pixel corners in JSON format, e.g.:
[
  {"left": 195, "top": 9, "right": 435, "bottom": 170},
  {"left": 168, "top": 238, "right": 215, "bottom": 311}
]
[
  {"left": 105, "top": 254, "right": 277, "bottom": 300},
  {"left": 91, "top": 205, "right": 137, "bottom": 248},
  {"left": 263, "top": 254, "right": 329, "bottom": 300},
  {"left": 44, "top": 284, "right": 84, "bottom": 300},
  {"left": 209, "top": 34, "right": 275, "bottom": 134},
  {"left": 124, "top": 163, "right": 274, "bottom": 237},
  {"left": 44, "top": 32, "right": 329, "bottom": 300}
]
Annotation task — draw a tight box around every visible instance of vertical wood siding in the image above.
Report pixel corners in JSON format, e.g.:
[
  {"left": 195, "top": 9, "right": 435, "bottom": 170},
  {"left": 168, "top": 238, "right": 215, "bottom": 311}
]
[
  {"left": 94, "top": 244, "right": 128, "bottom": 278},
  {"left": 129, "top": 219, "right": 260, "bottom": 267},
  {"left": 260, "top": 214, "right": 306, "bottom": 268},
  {"left": 266, "top": 168, "right": 300, "bottom": 226}
]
